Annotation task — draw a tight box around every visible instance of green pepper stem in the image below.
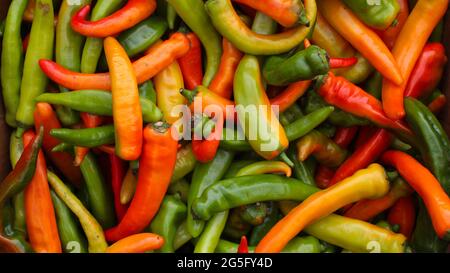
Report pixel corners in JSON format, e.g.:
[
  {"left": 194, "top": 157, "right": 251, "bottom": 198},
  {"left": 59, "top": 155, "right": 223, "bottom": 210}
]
[
  {"left": 279, "top": 152, "right": 294, "bottom": 168},
  {"left": 180, "top": 88, "right": 198, "bottom": 105}
]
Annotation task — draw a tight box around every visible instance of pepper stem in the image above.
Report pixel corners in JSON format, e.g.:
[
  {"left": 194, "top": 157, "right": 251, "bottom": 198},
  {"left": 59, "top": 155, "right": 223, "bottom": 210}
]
[
  {"left": 180, "top": 88, "right": 198, "bottom": 105},
  {"left": 278, "top": 152, "right": 294, "bottom": 167}
]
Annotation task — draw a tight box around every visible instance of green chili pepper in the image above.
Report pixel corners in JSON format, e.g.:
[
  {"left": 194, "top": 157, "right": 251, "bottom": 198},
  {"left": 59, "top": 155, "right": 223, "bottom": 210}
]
[
  {"left": 167, "top": 0, "right": 222, "bottom": 86},
  {"left": 150, "top": 195, "right": 187, "bottom": 253},
  {"left": 364, "top": 71, "right": 383, "bottom": 100},
  {"left": 168, "top": 179, "right": 190, "bottom": 203},
  {"left": 47, "top": 171, "right": 108, "bottom": 253},
  {"left": 10, "top": 132, "right": 28, "bottom": 235},
  {"left": 405, "top": 97, "right": 450, "bottom": 252},
  {"left": 238, "top": 202, "right": 269, "bottom": 226},
  {"left": 173, "top": 221, "right": 192, "bottom": 250},
  {"left": 263, "top": 46, "right": 329, "bottom": 86},
  {"left": 390, "top": 137, "right": 412, "bottom": 152},
  {"left": 303, "top": 89, "right": 369, "bottom": 127},
  {"left": 287, "top": 146, "right": 316, "bottom": 186},
  {"left": 117, "top": 16, "right": 167, "bottom": 58},
  {"left": 251, "top": 12, "right": 278, "bottom": 36},
  {"left": 284, "top": 106, "right": 335, "bottom": 141},
  {"left": 50, "top": 190, "right": 88, "bottom": 253},
  {"left": 139, "top": 80, "right": 157, "bottom": 104},
  {"left": 171, "top": 143, "right": 197, "bottom": 182},
  {"left": 9, "top": 131, "right": 23, "bottom": 168},
  {"left": 205, "top": 0, "right": 317, "bottom": 55},
  {"left": 80, "top": 0, "right": 125, "bottom": 73},
  {"left": 1, "top": 0, "right": 28, "bottom": 127},
  {"left": 166, "top": 4, "right": 178, "bottom": 30},
  {"left": 279, "top": 103, "right": 304, "bottom": 126},
  {"left": 51, "top": 142, "right": 74, "bottom": 153},
  {"left": 248, "top": 202, "right": 280, "bottom": 246},
  {"left": 79, "top": 153, "right": 115, "bottom": 228},
  {"left": 2, "top": 201, "right": 33, "bottom": 253},
  {"left": 187, "top": 149, "right": 234, "bottom": 238},
  {"left": 223, "top": 160, "right": 257, "bottom": 179},
  {"left": 50, "top": 125, "right": 115, "bottom": 148},
  {"left": 192, "top": 174, "right": 319, "bottom": 220},
  {"left": 223, "top": 208, "right": 251, "bottom": 240},
  {"left": 194, "top": 210, "right": 229, "bottom": 253},
  {"left": 342, "top": 0, "right": 400, "bottom": 30},
  {"left": 55, "top": 0, "right": 91, "bottom": 126},
  {"left": 16, "top": 0, "right": 54, "bottom": 129},
  {"left": 36, "top": 90, "right": 163, "bottom": 122}
]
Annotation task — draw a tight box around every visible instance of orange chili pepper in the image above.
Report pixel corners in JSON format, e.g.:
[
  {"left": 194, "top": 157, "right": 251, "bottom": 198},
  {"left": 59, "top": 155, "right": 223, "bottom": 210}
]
[
  {"left": 178, "top": 33, "right": 203, "bottom": 90},
  {"left": 209, "top": 39, "right": 243, "bottom": 99},
  {"left": 270, "top": 80, "right": 311, "bottom": 113},
  {"left": 388, "top": 196, "right": 416, "bottom": 239},
  {"left": 105, "top": 123, "right": 178, "bottom": 242},
  {"left": 104, "top": 36, "right": 143, "bottom": 161},
  {"left": 38, "top": 33, "right": 191, "bottom": 90},
  {"left": 105, "top": 233, "right": 164, "bottom": 253},
  {"left": 71, "top": 0, "right": 157, "bottom": 38},
  {"left": 381, "top": 0, "right": 449, "bottom": 120},
  {"left": 23, "top": 130, "right": 61, "bottom": 253},
  {"left": 318, "top": 0, "right": 403, "bottom": 85},
  {"left": 233, "top": 0, "right": 306, "bottom": 28},
  {"left": 33, "top": 103, "right": 83, "bottom": 188},
  {"left": 428, "top": 94, "right": 447, "bottom": 114},
  {"left": 381, "top": 150, "right": 450, "bottom": 239},
  {"left": 377, "top": 0, "right": 409, "bottom": 49}
]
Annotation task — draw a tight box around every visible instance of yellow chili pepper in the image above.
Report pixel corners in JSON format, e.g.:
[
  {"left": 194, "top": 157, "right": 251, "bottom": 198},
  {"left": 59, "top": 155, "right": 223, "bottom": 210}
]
[
  {"left": 154, "top": 60, "right": 186, "bottom": 124},
  {"left": 120, "top": 167, "right": 138, "bottom": 205},
  {"left": 256, "top": 163, "right": 390, "bottom": 252}
]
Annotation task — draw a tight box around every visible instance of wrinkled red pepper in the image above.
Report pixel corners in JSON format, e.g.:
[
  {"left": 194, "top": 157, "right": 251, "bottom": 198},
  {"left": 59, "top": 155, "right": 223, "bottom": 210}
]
[
  {"left": 178, "top": 33, "right": 203, "bottom": 90},
  {"left": 109, "top": 154, "right": 129, "bottom": 221}
]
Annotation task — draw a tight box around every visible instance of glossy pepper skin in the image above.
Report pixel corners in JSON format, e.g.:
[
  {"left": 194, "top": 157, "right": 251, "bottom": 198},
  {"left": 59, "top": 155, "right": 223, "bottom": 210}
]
[
  {"left": 105, "top": 123, "right": 178, "bottom": 242},
  {"left": 167, "top": 0, "right": 222, "bottom": 86},
  {"left": 205, "top": 0, "right": 317, "bottom": 55},
  {"left": 178, "top": 33, "right": 203, "bottom": 90},
  {"left": 149, "top": 195, "right": 187, "bottom": 252},
  {"left": 187, "top": 149, "right": 234, "bottom": 238},
  {"left": 342, "top": 0, "right": 400, "bottom": 30},
  {"left": 404, "top": 43, "right": 448, "bottom": 99},
  {"left": 16, "top": 0, "right": 54, "bottom": 128},
  {"left": 377, "top": 0, "right": 409, "bottom": 49},
  {"left": 388, "top": 196, "right": 416, "bottom": 239},
  {"left": 50, "top": 125, "right": 115, "bottom": 148},
  {"left": 171, "top": 144, "right": 197, "bottom": 182},
  {"left": 117, "top": 16, "right": 167, "bottom": 58},
  {"left": 256, "top": 164, "right": 390, "bottom": 252},
  {"left": 1, "top": 0, "right": 28, "bottom": 127},
  {"left": 71, "top": 0, "right": 157, "bottom": 38},
  {"left": 105, "top": 233, "right": 164, "bottom": 253},
  {"left": 234, "top": 55, "right": 289, "bottom": 160},
  {"left": 262, "top": 46, "right": 329, "bottom": 86}
]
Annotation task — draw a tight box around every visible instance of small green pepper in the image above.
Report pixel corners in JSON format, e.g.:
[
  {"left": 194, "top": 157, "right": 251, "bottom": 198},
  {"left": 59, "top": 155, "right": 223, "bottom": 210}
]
[
  {"left": 238, "top": 202, "right": 269, "bottom": 226},
  {"left": 342, "top": 0, "right": 400, "bottom": 30},
  {"left": 249, "top": 202, "right": 280, "bottom": 246},
  {"left": 139, "top": 80, "right": 157, "bottom": 104},
  {"left": 173, "top": 221, "right": 192, "bottom": 251},
  {"left": 171, "top": 143, "right": 197, "bottom": 182},
  {"left": 194, "top": 211, "right": 229, "bottom": 253},
  {"left": 50, "top": 125, "right": 115, "bottom": 148}
]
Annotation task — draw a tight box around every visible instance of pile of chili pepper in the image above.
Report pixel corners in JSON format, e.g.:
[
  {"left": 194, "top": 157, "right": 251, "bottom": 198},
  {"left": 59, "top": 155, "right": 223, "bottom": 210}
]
[{"left": 0, "top": 0, "right": 449, "bottom": 253}]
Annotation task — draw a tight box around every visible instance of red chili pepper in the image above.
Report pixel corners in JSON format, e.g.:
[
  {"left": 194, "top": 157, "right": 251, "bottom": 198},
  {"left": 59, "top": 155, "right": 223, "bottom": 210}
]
[
  {"left": 237, "top": 236, "right": 249, "bottom": 253},
  {"left": 354, "top": 126, "right": 378, "bottom": 149},
  {"left": 270, "top": 80, "right": 311, "bottom": 112},
  {"left": 105, "top": 122, "right": 178, "bottom": 242},
  {"left": 404, "top": 43, "right": 448, "bottom": 99},
  {"left": 71, "top": 0, "right": 157, "bottom": 38},
  {"left": 387, "top": 196, "right": 416, "bottom": 239},
  {"left": 377, "top": 0, "right": 409, "bottom": 49},
  {"left": 328, "top": 57, "right": 358, "bottom": 69},
  {"left": 109, "top": 154, "right": 128, "bottom": 221},
  {"left": 178, "top": 33, "right": 203, "bottom": 90},
  {"left": 314, "top": 166, "right": 335, "bottom": 189},
  {"left": 329, "top": 129, "right": 392, "bottom": 186},
  {"left": 428, "top": 94, "right": 447, "bottom": 114},
  {"left": 33, "top": 103, "right": 83, "bottom": 188},
  {"left": 192, "top": 111, "right": 224, "bottom": 163},
  {"left": 318, "top": 72, "right": 413, "bottom": 140},
  {"left": 22, "top": 33, "right": 30, "bottom": 52}
]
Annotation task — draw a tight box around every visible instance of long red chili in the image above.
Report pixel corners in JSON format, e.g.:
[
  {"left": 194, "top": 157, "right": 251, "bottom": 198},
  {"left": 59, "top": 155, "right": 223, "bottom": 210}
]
[
  {"left": 109, "top": 154, "right": 128, "bottom": 221},
  {"left": 71, "top": 0, "right": 157, "bottom": 38},
  {"left": 178, "top": 33, "right": 203, "bottom": 90},
  {"left": 387, "top": 196, "right": 416, "bottom": 239}
]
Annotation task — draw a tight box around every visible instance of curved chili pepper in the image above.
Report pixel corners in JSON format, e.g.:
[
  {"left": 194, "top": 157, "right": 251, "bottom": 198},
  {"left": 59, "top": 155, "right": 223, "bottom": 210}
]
[
  {"left": 106, "top": 233, "right": 164, "bottom": 253},
  {"left": 105, "top": 122, "right": 178, "bottom": 242},
  {"left": 296, "top": 130, "right": 347, "bottom": 168},
  {"left": 74, "top": 113, "right": 104, "bottom": 166},
  {"left": 317, "top": 72, "right": 414, "bottom": 144},
  {"left": 50, "top": 125, "right": 115, "bottom": 148},
  {"left": 236, "top": 161, "right": 292, "bottom": 177},
  {"left": 344, "top": 178, "right": 413, "bottom": 221},
  {"left": 104, "top": 36, "right": 143, "bottom": 160},
  {"left": 428, "top": 94, "right": 447, "bottom": 114},
  {"left": 39, "top": 32, "right": 190, "bottom": 90},
  {"left": 270, "top": 81, "right": 311, "bottom": 113},
  {"left": 71, "top": 0, "right": 156, "bottom": 38},
  {"left": 342, "top": 0, "right": 400, "bottom": 30},
  {"left": 47, "top": 171, "right": 108, "bottom": 253},
  {"left": 233, "top": 0, "right": 308, "bottom": 27},
  {"left": 208, "top": 39, "right": 243, "bottom": 99},
  {"left": 178, "top": 33, "right": 203, "bottom": 90},
  {"left": 318, "top": 0, "right": 402, "bottom": 85},
  {"left": 330, "top": 129, "right": 391, "bottom": 187},
  {"left": 23, "top": 130, "right": 61, "bottom": 253},
  {"left": 381, "top": 0, "right": 448, "bottom": 120},
  {"left": 377, "top": 0, "right": 409, "bottom": 49},
  {"left": 328, "top": 57, "right": 358, "bottom": 69},
  {"left": 109, "top": 154, "right": 128, "bottom": 221},
  {"left": 205, "top": 0, "right": 316, "bottom": 55},
  {"left": 256, "top": 164, "right": 390, "bottom": 252},
  {"left": 404, "top": 43, "right": 447, "bottom": 99},
  {"left": 388, "top": 196, "right": 416, "bottom": 239},
  {"left": 381, "top": 150, "right": 450, "bottom": 240}
]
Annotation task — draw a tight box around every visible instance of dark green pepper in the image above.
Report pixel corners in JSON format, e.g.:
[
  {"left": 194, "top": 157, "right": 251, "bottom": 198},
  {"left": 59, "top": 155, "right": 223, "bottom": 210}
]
[
  {"left": 150, "top": 195, "right": 187, "bottom": 252},
  {"left": 2, "top": 201, "right": 33, "bottom": 253},
  {"left": 117, "top": 16, "right": 168, "bottom": 58},
  {"left": 364, "top": 71, "right": 383, "bottom": 100},
  {"left": 50, "top": 125, "right": 115, "bottom": 148},
  {"left": 139, "top": 80, "right": 157, "bottom": 104},
  {"left": 249, "top": 202, "right": 280, "bottom": 246},
  {"left": 287, "top": 146, "right": 316, "bottom": 186},
  {"left": 263, "top": 45, "right": 330, "bottom": 86},
  {"left": 342, "top": 0, "right": 400, "bottom": 30},
  {"left": 238, "top": 202, "right": 269, "bottom": 226},
  {"left": 192, "top": 174, "right": 319, "bottom": 220},
  {"left": 279, "top": 103, "right": 304, "bottom": 126},
  {"left": 168, "top": 179, "right": 190, "bottom": 203},
  {"left": 222, "top": 208, "right": 251, "bottom": 240}
]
